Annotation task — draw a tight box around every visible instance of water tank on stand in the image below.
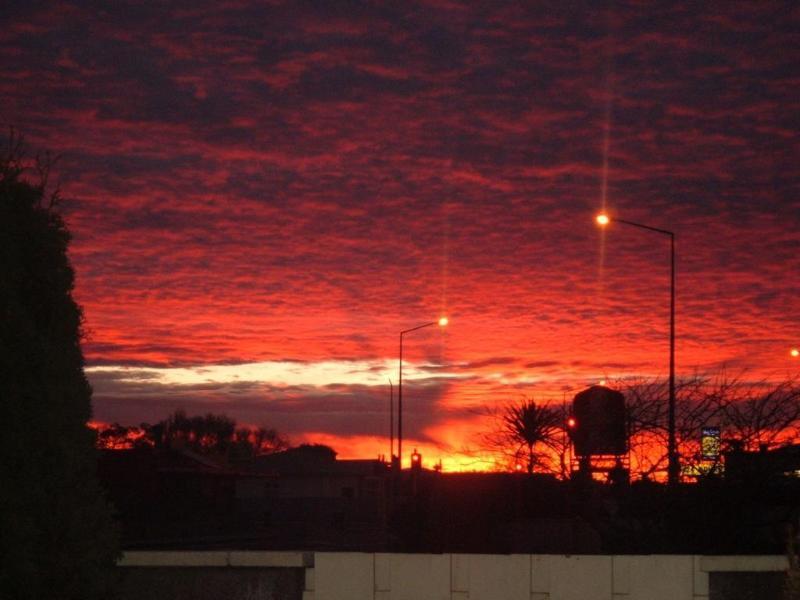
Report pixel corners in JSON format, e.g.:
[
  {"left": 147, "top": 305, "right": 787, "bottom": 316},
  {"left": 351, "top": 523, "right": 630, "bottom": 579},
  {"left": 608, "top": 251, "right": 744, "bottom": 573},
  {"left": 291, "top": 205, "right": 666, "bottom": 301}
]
[{"left": 569, "top": 385, "right": 628, "bottom": 457}]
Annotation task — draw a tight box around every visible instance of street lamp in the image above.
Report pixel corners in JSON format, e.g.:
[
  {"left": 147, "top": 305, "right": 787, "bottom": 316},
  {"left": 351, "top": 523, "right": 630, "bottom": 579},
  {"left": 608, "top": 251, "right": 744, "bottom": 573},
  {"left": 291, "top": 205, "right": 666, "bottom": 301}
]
[
  {"left": 596, "top": 213, "right": 679, "bottom": 485},
  {"left": 397, "top": 317, "right": 448, "bottom": 469}
]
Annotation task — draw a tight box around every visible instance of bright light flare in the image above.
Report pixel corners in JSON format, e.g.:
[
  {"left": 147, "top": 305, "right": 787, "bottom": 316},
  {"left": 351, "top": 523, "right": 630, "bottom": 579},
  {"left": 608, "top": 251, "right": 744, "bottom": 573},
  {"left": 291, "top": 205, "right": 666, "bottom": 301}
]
[
  {"left": 438, "top": 316, "right": 449, "bottom": 327},
  {"left": 596, "top": 214, "right": 610, "bottom": 226},
  {"left": 791, "top": 348, "right": 799, "bottom": 358}
]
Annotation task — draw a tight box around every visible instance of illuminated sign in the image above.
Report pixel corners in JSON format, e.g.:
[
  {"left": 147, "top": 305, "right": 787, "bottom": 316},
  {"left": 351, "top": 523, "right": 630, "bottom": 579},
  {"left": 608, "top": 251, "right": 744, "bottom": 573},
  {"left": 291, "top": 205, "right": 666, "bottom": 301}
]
[{"left": 701, "top": 427, "right": 720, "bottom": 459}]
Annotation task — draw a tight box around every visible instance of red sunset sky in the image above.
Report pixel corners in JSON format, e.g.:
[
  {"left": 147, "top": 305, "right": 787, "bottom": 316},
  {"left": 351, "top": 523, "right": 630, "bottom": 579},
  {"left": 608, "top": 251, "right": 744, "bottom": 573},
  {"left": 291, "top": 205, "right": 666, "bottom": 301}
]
[{"left": 3, "top": 1, "right": 798, "bottom": 469}]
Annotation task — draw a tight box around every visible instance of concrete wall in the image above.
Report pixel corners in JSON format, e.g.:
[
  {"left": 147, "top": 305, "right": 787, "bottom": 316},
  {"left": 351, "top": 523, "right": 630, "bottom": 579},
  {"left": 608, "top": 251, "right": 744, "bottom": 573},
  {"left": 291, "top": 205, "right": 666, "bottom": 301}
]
[
  {"left": 307, "top": 553, "right": 789, "bottom": 600},
  {"left": 117, "top": 551, "right": 789, "bottom": 600}
]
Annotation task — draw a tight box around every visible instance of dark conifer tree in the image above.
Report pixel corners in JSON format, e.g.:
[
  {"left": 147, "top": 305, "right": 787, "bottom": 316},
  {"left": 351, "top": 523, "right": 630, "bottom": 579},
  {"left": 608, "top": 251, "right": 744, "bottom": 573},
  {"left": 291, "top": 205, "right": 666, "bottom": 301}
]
[{"left": 0, "top": 134, "right": 119, "bottom": 599}]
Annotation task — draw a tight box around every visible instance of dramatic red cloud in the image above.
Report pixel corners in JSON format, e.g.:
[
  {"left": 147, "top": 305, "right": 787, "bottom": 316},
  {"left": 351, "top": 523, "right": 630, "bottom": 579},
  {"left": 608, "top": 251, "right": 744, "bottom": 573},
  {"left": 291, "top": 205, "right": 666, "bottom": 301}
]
[{"left": 3, "top": 2, "right": 798, "bottom": 473}]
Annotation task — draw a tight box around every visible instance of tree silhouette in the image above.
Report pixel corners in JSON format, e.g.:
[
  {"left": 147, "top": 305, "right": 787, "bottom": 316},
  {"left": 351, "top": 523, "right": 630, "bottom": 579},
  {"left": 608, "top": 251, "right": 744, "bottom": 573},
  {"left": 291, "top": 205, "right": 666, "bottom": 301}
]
[
  {"left": 619, "top": 374, "right": 715, "bottom": 478},
  {"left": 94, "top": 410, "right": 290, "bottom": 463},
  {"left": 480, "top": 397, "right": 564, "bottom": 474},
  {"left": 231, "top": 425, "right": 289, "bottom": 462},
  {"left": 155, "top": 410, "right": 237, "bottom": 453},
  {"left": 715, "top": 375, "right": 800, "bottom": 450},
  {"left": 0, "top": 132, "right": 118, "bottom": 599},
  {"left": 150, "top": 410, "right": 292, "bottom": 459},
  {"left": 94, "top": 422, "right": 151, "bottom": 449},
  {"left": 614, "top": 370, "right": 800, "bottom": 480}
]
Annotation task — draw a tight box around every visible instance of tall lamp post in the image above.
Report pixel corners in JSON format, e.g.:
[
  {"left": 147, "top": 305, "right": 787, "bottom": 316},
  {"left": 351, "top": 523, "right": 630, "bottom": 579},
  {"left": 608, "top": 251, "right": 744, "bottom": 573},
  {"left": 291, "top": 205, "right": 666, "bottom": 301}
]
[
  {"left": 397, "top": 317, "right": 448, "bottom": 469},
  {"left": 596, "top": 213, "right": 679, "bottom": 485}
]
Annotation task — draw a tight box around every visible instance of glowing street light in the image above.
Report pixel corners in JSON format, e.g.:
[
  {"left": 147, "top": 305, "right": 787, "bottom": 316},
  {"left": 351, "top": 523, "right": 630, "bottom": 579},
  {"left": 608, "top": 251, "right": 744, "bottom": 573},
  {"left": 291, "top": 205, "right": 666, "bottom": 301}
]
[
  {"left": 596, "top": 213, "right": 679, "bottom": 485},
  {"left": 397, "top": 317, "right": 448, "bottom": 469}
]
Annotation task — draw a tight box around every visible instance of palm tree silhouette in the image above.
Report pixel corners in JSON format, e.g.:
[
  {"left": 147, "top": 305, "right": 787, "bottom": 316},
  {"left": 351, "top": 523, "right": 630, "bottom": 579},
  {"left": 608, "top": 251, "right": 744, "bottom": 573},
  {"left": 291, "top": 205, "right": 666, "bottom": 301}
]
[{"left": 501, "top": 399, "right": 562, "bottom": 474}]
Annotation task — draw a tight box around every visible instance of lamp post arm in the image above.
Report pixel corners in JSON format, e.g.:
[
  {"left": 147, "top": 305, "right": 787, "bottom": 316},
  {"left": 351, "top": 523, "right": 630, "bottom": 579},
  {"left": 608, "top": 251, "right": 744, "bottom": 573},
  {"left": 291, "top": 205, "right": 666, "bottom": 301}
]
[
  {"left": 400, "top": 321, "right": 438, "bottom": 335},
  {"left": 611, "top": 217, "right": 674, "bottom": 238}
]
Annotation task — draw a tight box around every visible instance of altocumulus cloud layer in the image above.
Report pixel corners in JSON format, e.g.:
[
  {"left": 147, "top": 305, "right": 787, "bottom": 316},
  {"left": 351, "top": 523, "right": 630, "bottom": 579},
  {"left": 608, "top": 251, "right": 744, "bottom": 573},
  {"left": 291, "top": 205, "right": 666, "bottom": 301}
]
[{"left": 2, "top": 1, "right": 798, "bottom": 467}]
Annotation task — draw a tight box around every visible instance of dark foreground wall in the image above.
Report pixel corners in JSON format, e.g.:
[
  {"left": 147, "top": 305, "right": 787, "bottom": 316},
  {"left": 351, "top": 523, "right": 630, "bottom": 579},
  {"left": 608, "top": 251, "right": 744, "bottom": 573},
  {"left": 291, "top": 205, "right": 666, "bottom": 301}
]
[
  {"left": 709, "top": 572, "right": 786, "bottom": 600},
  {"left": 117, "top": 567, "right": 305, "bottom": 600},
  {"left": 117, "top": 552, "right": 310, "bottom": 600}
]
